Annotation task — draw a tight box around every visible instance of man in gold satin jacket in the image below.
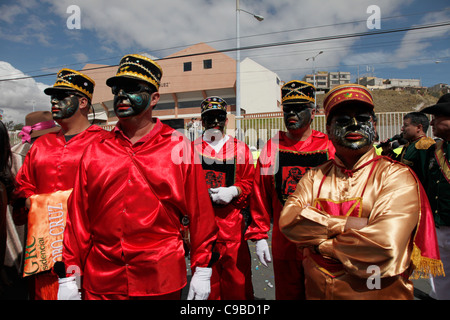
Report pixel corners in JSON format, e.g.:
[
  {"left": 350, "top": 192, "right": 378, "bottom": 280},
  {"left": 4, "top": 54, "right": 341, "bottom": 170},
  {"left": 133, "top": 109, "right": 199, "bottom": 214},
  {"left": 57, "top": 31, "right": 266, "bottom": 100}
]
[{"left": 279, "top": 84, "right": 443, "bottom": 300}]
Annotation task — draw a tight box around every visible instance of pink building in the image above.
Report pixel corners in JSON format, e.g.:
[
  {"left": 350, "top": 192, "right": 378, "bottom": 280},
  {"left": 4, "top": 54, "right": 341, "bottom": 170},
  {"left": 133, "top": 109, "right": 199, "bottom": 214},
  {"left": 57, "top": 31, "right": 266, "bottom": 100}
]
[{"left": 81, "top": 42, "right": 239, "bottom": 130}]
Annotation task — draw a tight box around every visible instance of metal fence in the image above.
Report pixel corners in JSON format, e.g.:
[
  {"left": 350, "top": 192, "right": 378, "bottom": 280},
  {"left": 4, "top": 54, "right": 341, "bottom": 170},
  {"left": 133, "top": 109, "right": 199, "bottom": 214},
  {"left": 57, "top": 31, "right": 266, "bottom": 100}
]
[
  {"left": 239, "top": 112, "right": 433, "bottom": 148},
  {"left": 8, "top": 111, "right": 431, "bottom": 148}
]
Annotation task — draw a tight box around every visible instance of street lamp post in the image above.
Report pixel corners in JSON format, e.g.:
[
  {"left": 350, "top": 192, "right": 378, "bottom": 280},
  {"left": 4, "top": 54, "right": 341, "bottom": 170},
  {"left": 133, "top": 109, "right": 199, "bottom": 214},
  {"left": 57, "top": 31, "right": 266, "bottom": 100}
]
[
  {"left": 236, "top": 0, "right": 263, "bottom": 139},
  {"left": 306, "top": 51, "right": 323, "bottom": 108},
  {"left": 25, "top": 100, "right": 36, "bottom": 112}
]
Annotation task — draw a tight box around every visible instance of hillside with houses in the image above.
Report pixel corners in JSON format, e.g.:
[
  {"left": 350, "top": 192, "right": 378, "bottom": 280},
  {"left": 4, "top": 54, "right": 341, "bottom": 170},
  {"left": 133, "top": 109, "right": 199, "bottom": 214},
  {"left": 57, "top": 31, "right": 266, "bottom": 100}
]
[{"left": 315, "top": 88, "right": 446, "bottom": 114}]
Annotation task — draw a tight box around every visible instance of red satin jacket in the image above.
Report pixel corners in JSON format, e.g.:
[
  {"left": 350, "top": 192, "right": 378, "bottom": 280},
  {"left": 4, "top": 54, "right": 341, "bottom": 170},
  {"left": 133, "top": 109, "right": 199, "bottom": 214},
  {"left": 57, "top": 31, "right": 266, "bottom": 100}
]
[
  {"left": 244, "top": 130, "right": 335, "bottom": 260},
  {"left": 63, "top": 119, "right": 218, "bottom": 296},
  {"left": 193, "top": 136, "right": 254, "bottom": 242},
  {"left": 15, "top": 125, "right": 109, "bottom": 200}
]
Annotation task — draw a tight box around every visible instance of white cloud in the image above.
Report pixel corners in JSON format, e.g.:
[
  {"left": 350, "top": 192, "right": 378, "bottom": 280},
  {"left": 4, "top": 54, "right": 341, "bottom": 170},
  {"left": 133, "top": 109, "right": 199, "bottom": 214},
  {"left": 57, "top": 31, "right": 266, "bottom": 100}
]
[
  {"left": 40, "top": 0, "right": 412, "bottom": 81},
  {"left": 73, "top": 52, "right": 89, "bottom": 63},
  {"left": 0, "top": 62, "right": 50, "bottom": 124},
  {"left": 0, "top": 0, "right": 447, "bottom": 123},
  {"left": 393, "top": 9, "right": 450, "bottom": 67}
]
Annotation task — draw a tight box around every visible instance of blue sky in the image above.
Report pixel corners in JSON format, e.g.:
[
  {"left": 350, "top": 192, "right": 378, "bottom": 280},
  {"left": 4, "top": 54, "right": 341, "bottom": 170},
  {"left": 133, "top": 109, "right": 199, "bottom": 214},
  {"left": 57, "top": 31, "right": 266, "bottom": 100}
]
[{"left": 0, "top": 0, "right": 449, "bottom": 124}]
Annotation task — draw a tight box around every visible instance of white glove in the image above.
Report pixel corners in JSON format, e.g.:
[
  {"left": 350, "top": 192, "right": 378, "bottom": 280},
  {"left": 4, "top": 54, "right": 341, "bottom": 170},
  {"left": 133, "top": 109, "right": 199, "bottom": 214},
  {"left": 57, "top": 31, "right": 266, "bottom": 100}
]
[
  {"left": 255, "top": 239, "right": 272, "bottom": 267},
  {"left": 209, "top": 186, "right": 239, "bottom": 205},
  {"left": 187, "top": 267, "right": 212, "bottom": 300},
  {"left": 57, "top": 276, "right": 81, "bottom": 300}
]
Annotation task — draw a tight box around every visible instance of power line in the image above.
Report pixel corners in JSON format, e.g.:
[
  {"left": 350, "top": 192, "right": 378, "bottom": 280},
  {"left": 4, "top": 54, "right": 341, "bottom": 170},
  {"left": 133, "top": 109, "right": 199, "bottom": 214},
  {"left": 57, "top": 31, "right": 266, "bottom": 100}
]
[
  {"left": 21, "top": 7, "right": 450, "bottom": 76},
  {"left": 1, "top": 20, "right": 449, "bottom": 83}
]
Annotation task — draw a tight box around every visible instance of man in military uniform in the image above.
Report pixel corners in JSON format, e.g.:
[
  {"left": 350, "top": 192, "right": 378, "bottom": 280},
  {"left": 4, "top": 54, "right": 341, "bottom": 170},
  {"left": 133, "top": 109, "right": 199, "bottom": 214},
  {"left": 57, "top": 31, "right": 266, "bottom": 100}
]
[
  {"left": 383, "top": 112, "right": 435, "bottom": 181},
  {"left": 419, "top": 93, "right": 450, "bottom": 300}
]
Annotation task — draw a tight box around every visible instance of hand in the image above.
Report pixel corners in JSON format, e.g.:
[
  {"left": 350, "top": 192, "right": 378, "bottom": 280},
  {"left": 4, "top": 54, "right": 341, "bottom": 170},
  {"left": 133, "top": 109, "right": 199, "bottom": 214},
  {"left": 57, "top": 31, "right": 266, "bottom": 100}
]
[
  {"left": 255, "top": 239, "right": 272, "bottom": 267},
  {"left": 209, "top": 187, "right": 239, "bottom": 205},
  {"left": 187, "top": 267, "right": 212, "bottom": 300},
  {"left": 57, "top": 277, "right": 81, "bottom": 300}
]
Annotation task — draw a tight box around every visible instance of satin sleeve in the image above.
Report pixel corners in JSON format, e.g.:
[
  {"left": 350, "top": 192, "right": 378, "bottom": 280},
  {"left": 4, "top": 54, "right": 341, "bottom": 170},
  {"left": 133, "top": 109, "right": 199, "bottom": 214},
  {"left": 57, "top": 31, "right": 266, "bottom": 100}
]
[
  {"left": 280, "top": 168, "right": 347, "bottom": 246},
  {"left": 14, "top": 144, "right": 37, "bottom": 200},
  {"left": 280, "top": 164, "right": 420, "bottom": 278},
  {"left": 183, "top": 158, "right": 219, "bottom": 270},
  {"left": 244, "top": 145, "right": 275, "bottom": 241},
  {"left": 63, "top": 158, "right": 92, "bottom": 275},
  {"left": 232, "top": 142, "right": 255, "bottom": 209}
]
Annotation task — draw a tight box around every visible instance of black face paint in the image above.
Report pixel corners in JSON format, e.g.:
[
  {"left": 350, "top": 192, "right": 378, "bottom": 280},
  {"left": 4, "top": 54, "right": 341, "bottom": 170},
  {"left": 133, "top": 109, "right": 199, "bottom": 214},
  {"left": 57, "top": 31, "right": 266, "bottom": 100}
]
[
  {"left": 331, "top": 114, "right": 375, "bottom": 150},
  {"left": 112, "top": 82, "right": 152, "bottom": 118},
  {"left": 202, "top": 112, "right": 227, "bottom": 137},
  {"left": 283, "top": 104, "right": 313, "bottom": 131},
  {"left": 51, "top": 93, "right": 80, "bottom": 120}
]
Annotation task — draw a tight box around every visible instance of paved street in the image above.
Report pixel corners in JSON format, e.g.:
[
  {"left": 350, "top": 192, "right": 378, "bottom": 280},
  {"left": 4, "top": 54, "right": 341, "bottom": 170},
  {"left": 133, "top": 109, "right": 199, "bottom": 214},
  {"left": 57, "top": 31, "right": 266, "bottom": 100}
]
[{"left": 182, "top": 224, "right": 435, "bottom": 300}]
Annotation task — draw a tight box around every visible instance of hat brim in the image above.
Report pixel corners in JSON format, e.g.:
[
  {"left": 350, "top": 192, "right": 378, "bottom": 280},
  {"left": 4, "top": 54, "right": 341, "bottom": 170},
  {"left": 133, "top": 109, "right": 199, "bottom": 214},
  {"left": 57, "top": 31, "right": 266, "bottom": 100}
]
[
  {"left": 201, "top": 108, "right": 227, "bottom": 115},
  {"left": 282, "top": 100, "right": 314, "bottom": 106},
  {"left": 327, "top": 99, "right": 374, "bottom": 119},
  {"left": 421, "top": 102, "right": 450, "bottom": 116},
  {"left": 44, "top": 86, "right": 84, "bottom": 97},
  {"left": 106, "top": 75, "right": 158, "bottom": 91}
]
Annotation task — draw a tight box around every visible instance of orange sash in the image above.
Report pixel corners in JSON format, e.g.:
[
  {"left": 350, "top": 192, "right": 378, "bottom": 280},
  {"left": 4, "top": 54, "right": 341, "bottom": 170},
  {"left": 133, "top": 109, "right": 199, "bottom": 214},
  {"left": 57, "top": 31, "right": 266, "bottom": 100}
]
[{"left": 23, "top": 189, "right": 72, "bottom": 277}]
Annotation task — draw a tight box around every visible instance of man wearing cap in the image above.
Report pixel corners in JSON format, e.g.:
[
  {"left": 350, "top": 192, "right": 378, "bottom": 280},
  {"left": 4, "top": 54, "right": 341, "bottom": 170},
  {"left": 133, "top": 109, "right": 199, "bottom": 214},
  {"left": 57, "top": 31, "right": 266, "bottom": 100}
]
[
  {"left": 61, "top": 54, "right": 218, "bottom": 300},
  {"left": 192, "top": 96, "right": 254, "bottom": 300},
  {"left": 244, "top": 80, "right": 335, "bottom": 300},
  {"left": 14, "top": 69, "right": 108, "bottom": 300},
  {"left": 279, "top": 84, "right": 443, "bottom": 299},
  {"left": 418, "top": 93, "right": 450, "bottom": 300}
]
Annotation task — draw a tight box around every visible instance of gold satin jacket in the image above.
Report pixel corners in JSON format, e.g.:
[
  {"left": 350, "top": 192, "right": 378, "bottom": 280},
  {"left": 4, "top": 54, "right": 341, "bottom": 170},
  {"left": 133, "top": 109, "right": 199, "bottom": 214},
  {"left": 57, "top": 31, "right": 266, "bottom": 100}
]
[{"left": 280, "top": 148, "right": 420, "bottom": 299}]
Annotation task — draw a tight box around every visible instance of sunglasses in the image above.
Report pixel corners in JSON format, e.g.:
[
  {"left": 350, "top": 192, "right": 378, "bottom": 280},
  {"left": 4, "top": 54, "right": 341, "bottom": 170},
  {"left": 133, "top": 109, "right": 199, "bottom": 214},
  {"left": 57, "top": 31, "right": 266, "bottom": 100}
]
[
  {"left": 50, "top": 91, "right": 83, "bottom": 101},
  {"left": 203, "top": 113, "right": 227, "bottom": 122},
  {"left": 334, "top": 114, "right": 372, "bottom": 126},
  {"left": 282, "top": 104, "right": 312, "bottom": 114},
  {"left": 111, "top": 82, "right": 150, "bottom": 95}
]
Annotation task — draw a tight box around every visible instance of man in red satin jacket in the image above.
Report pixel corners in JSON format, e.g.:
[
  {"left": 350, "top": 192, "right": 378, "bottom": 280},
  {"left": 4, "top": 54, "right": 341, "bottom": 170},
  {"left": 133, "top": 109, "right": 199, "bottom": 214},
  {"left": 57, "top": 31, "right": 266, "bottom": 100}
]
[
  {"left": 244, "top": 80, "right": 335, "bottom": 300},
  {"left": 193, "top": 96, "right": 254, "bottom": 300},
  {"left": 60, "top": 54, "right": 219, "bottom": 300},
  {"left": 14, "top": 69, "right": 109, "bottom": 300}
]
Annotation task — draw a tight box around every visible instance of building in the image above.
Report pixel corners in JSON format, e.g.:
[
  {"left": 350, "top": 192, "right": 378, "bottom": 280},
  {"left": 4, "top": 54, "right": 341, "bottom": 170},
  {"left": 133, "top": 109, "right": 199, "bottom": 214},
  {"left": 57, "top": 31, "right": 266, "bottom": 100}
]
[
  {"left": 358, "top": 76, "right": 421, "bottom": 89},
  {"left": 241, "top": 57, "right": 282, "bottom": 114},
  {"left": 302, "top": 71, "right": 351, "bottom": 92},
  {"left": 80, "top": 43, "right": 282, "bottom": 131},
  {"left": 429, "top": 83, "right": 450, "bottom": 94},
  {"left": 329, "top": 71, "right": 351, "bottom": 87}
]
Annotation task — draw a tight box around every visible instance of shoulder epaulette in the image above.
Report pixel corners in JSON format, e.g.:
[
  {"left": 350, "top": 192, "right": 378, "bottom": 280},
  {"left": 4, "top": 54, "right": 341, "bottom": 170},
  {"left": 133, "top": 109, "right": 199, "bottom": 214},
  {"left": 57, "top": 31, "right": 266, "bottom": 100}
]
[{"left": 416, "top": 137, "right": 436, "bottom": 150}]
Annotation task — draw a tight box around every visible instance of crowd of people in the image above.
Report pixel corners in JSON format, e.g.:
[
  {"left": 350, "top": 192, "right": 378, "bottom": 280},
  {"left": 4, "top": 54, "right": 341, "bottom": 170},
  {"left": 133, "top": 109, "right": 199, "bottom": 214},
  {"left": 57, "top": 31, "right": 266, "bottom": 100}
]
[{"left": 0, "top": 53, "right": 448, "bottom": 300}]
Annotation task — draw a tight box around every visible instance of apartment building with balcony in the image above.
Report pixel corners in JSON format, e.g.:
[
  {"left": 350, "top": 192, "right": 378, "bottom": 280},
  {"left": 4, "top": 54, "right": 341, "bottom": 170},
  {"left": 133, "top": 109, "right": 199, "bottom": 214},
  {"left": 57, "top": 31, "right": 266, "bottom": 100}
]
[{"left": 302, "top": 71, "right": 351, "bottom": 92}]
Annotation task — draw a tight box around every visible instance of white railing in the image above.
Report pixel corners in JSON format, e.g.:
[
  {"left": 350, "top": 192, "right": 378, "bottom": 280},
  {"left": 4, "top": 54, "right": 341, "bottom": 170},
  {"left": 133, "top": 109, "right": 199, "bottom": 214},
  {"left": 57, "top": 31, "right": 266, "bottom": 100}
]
[{"left": 239, "top": 112, "right": 433, "bottom": 148}]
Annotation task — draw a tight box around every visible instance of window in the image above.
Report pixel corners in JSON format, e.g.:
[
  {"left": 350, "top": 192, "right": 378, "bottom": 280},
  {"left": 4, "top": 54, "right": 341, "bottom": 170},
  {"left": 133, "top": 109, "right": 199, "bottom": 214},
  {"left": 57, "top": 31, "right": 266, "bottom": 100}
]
[
  {"left": 184, "top": 62, "right": 192, "bottom": 72},
  {"left": 203, "top": 59, "right": 212, "bottom": 69}
]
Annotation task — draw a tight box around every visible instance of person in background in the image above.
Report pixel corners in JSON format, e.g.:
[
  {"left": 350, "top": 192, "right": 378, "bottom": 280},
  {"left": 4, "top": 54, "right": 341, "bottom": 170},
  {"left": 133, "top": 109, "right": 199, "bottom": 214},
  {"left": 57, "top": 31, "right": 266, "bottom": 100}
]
[
  {"left": 279, "top": 84, "right": 443, "bottom": 299},
  {"left": 193, "top": 96, "right": 254, "bottom": 300},
  {"left": 418, "top": 93, "right": 450, "bottom": 300},
  {"left": 2, "top": 111, "right": 59, "bottom": 300},
  {"left": 0, "top": 120, "right": 15, "bottom": 296},
  {"left": 14, "top": 69, "right": 108, "bottom": 300},
  {"left": 60, "top": 54, "right": 218, "bottom": 300},
  {"left": 382, "top": 111, "right": 435, "bottom": 181},
  {"left": 245, "top": 80, "right": 335, "bottom": 300}
]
